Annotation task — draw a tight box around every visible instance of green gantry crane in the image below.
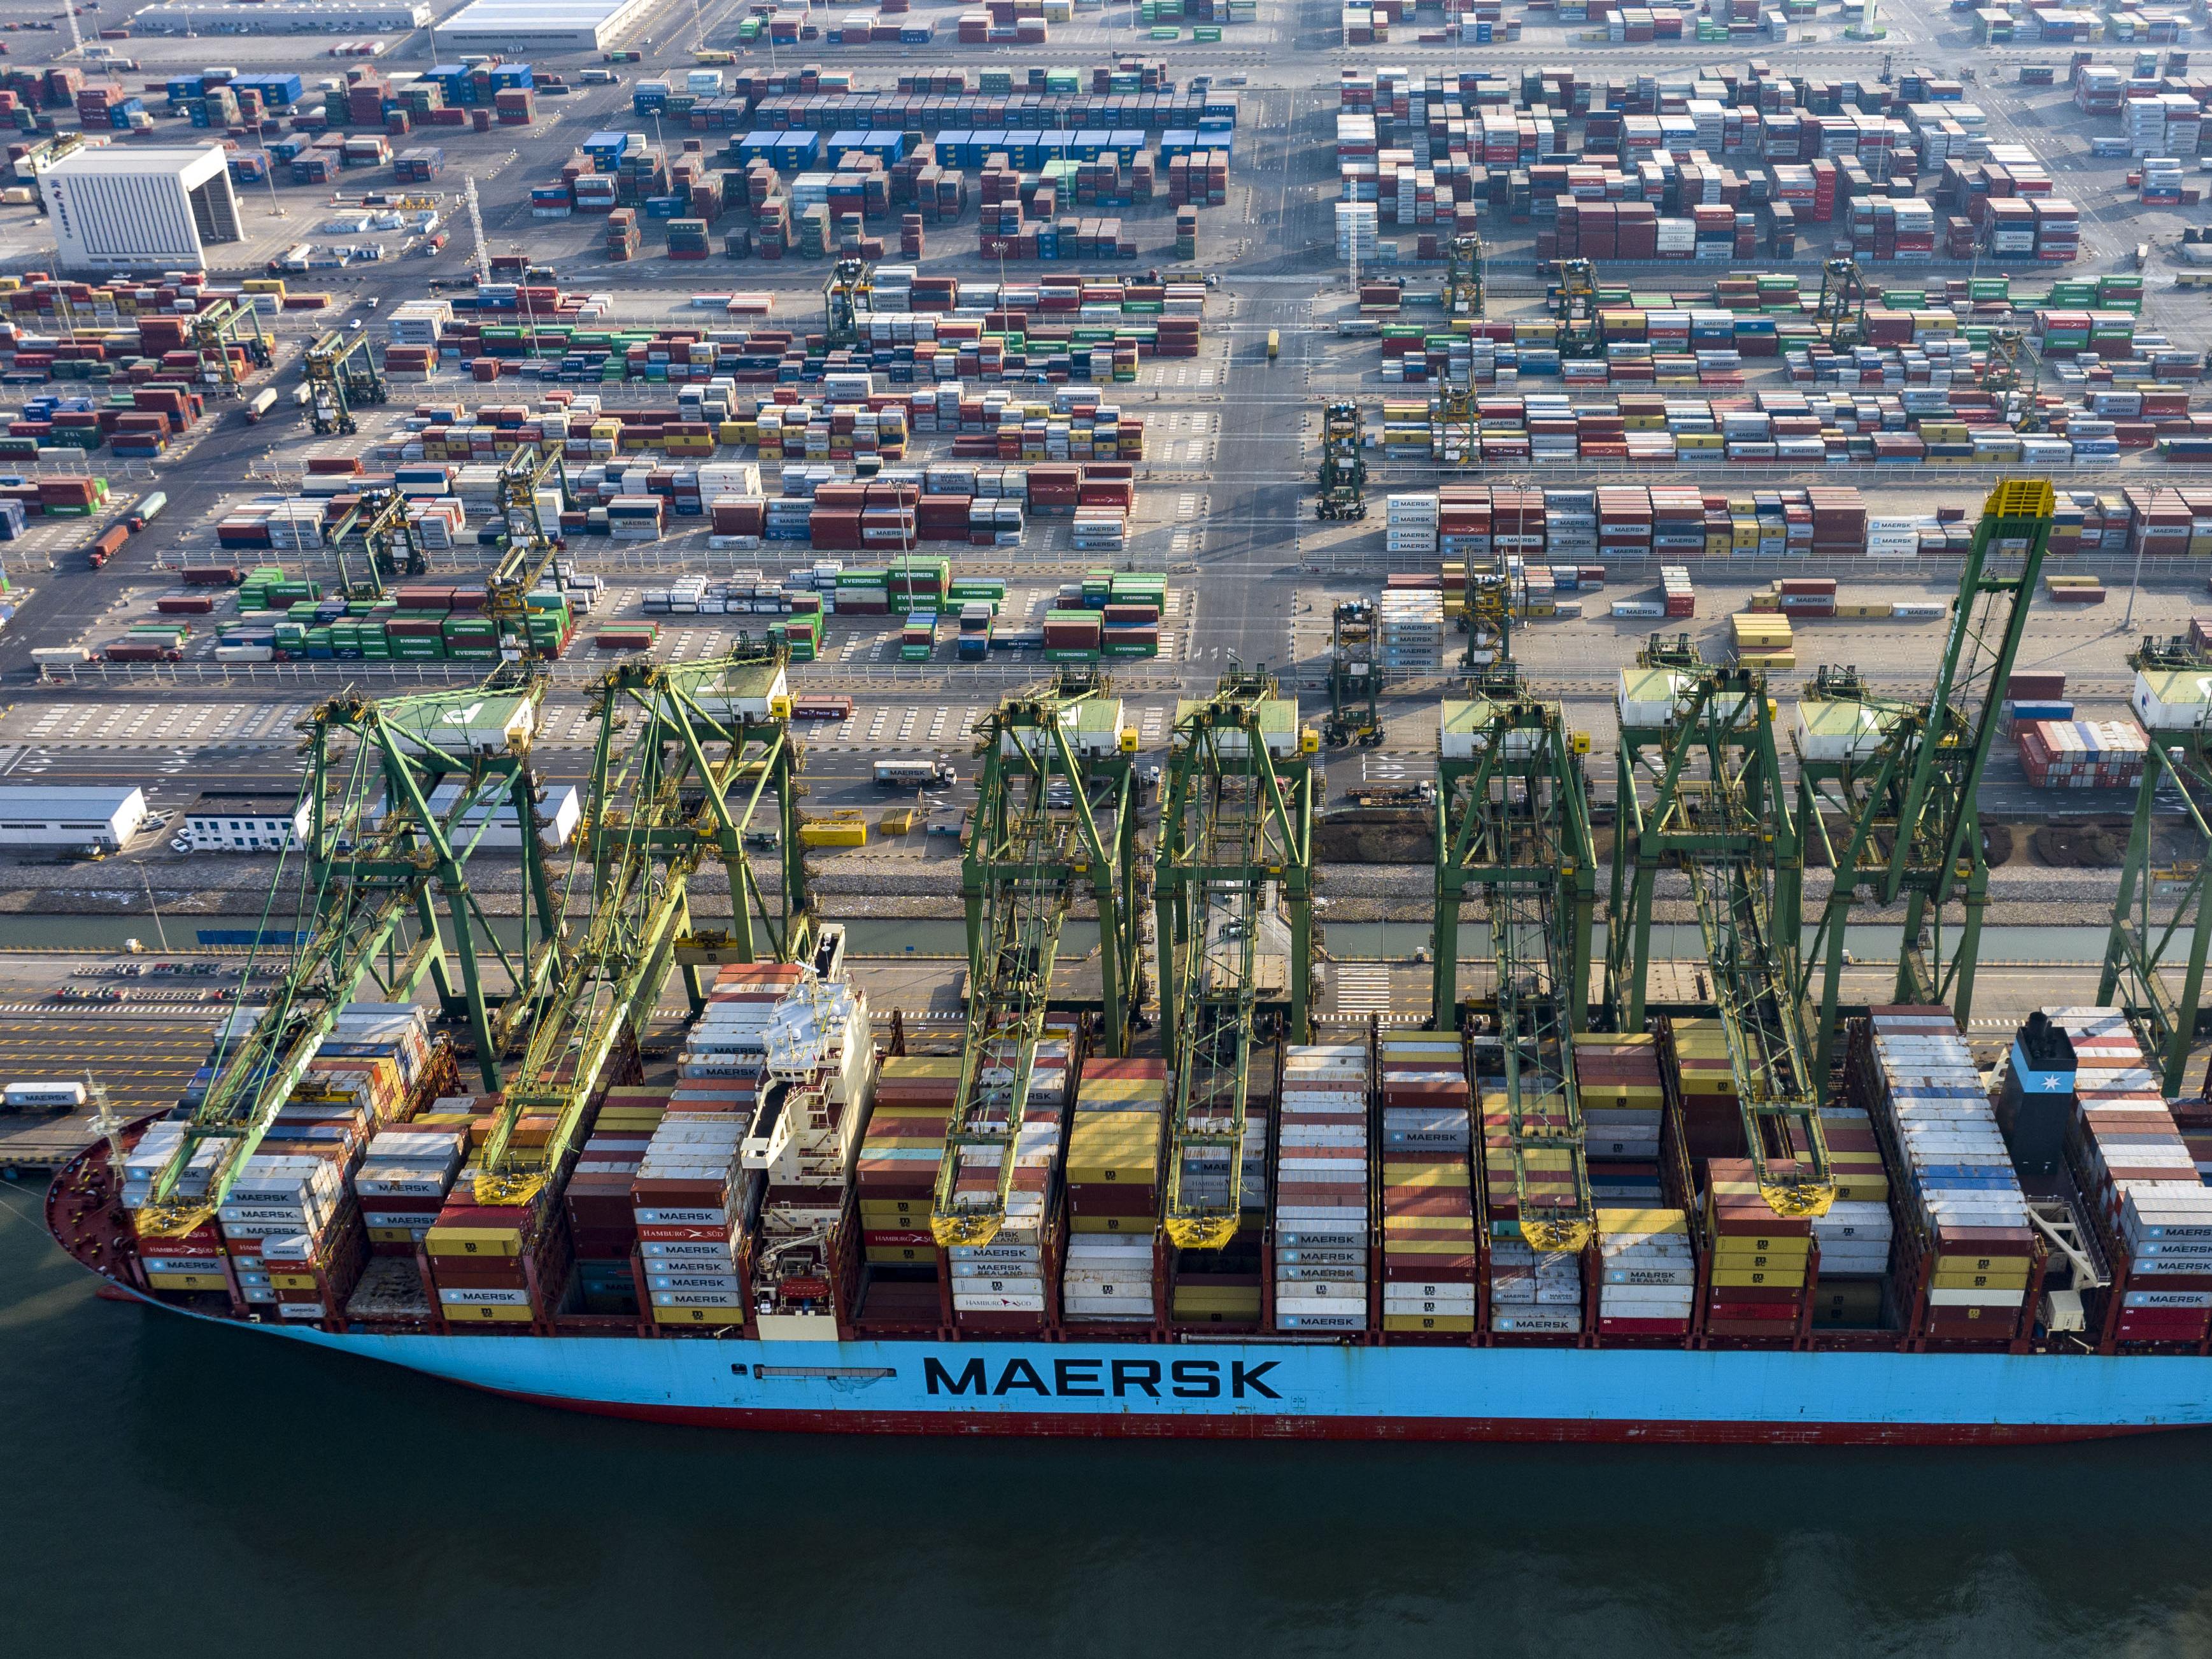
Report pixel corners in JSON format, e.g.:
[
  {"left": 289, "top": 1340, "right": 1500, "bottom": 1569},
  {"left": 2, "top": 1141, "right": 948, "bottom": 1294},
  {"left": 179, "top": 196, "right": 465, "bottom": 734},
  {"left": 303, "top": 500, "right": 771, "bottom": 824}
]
[
  {"left": 1432, "top": 692, "right": 1598, "bottom": 1252},
  {"left": 1444, "top": 230, "right": 1485, "bottom": 320},
  {"left": 131, "top": 675, "right": 568, "bottom": 1238},
  {"left": 933, "top": 672, "right": 1141, "bottom": 1249},
  {"left": 194, "top": 296, "right": 273, "bottom": 392},
  {"left": 486, "top": 442, "right": 577, "bottom": 661},
  {"left": 825, "top": 258, "right": 874, "bottom": 351},
  {"left": 475, "top": 646, "right": 813, "bottom": 1207},
  {"left": 1817, "top": 257, "right": 1871, "bottom": 351},
  {"left": 1549, "top": 257, "right": 1602, "bottom": 359},
  {"left": 323, "top": 487, "right": 424, "bottom": 600},
  {"left": 1607, "top": 641, "right": 1832, "bottom": 1221},
  {"left": 1157, "top": 668, "right": 1315, "bottom": 1250},
  {"left": 2101, "top": 635, "right": 2212, "bottom": 1094},
  {"left": 1791, "top": 479, "right": 2055, "bottom": 1084}
]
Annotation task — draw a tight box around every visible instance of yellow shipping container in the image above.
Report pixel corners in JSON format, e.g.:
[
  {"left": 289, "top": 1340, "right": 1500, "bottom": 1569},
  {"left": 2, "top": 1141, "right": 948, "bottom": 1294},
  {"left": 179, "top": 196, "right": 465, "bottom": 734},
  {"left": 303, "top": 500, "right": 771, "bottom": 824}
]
[
  {"left": 1069, "top": 1215, "right": 1156, "bottom": 1234},
  {"left": 1384, "top": 1313, "right": 1477, "bottom": 1332},
  {"left": 1597, "top": 1207, "right": 1688, "bottom": 1236},
  {"left": 425, "top": 1229, "right": 523, "bottom": 1257},
  {"left": 146, "top": 1271, "right": 228, "bottom": 1292},
  {"left": 1382, "top": 1162, "right": 1470, "bottom": 1186}
]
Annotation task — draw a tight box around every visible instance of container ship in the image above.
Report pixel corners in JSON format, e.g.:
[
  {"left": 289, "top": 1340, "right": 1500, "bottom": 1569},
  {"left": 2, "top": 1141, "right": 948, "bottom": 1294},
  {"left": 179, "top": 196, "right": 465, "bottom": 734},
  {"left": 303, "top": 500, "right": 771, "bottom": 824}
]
[
  {"left": 39, "top": 548, "right": 2212, "bottom": 1444},
  {"left": 42, "top": 961, "right": 2212, "bottom": 1444}
]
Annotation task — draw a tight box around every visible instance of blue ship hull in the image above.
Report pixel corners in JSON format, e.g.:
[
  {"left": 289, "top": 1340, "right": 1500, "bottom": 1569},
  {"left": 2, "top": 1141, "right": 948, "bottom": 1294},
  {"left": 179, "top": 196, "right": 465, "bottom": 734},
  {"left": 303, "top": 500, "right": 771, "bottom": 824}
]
[{"left": 206, "top": 1316, "right": 2212, "bottom": 1443}]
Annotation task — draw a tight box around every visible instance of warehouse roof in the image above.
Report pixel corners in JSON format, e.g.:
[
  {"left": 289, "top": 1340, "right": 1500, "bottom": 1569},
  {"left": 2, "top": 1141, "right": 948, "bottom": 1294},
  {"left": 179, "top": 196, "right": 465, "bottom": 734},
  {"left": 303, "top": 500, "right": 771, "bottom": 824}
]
[
  {"left": 41, "top": 146, "right": 227, "bottom": 181},
  {"left": 185, "top": 792, "right": 307, "bottom": 819},
  {"left": 0, "top": 785, "right": 145, "bottom": 812}
]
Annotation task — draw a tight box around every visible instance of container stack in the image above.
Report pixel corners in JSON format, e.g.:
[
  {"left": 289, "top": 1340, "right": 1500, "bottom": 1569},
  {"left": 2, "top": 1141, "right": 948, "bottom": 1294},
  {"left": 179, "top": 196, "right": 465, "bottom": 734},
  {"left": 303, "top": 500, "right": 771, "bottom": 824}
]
[
  {"left": 1596, "top": 1208, "right": 1694, "bottom": 1337},
  {"left": 627, "top": 1107, "right": 745, "bottom": 1329},
  {"left": 1667, "top": 1017, "right": 1742, "bottom": 1161},
  {"left": 1165, "top": 1061, "right": 1271, "bottom": 1331},
  {"left": 1275, "top": 1042, "right": 1371, "bottom": 1333},
  {"left": 1701, "top": 1159, "right": 1811, "bottom": 1341},
  {"left": 1378, "top": 1033, "right": 1475, "bottom": 1336},
  {"left": 1576, "top": 1032, "right": 1665, "bottom": 1208},
  {"left": 1661, "top": 564, "right": 1694, "bottom": 618},
  {"left": 2039, "top": 1006, "right": 2212, "bottom": 1348},
  {"left": 2016, "top": 720, "right": 2146, "bottom": 790},
  {"left": 947, "top": 1036, "right": 1069, "bottom": 1332},
  {"left": 567, "top": 1085, "right": 665, "bottom": 1315},
  {"left": 220, "top": 1152, "right": 359, "bottom": 1324},
  {"left": 1807, "top": 1103, "right": 1894, "bottom": 1329},
  {"left": 1489, "top": 1235, "right": 1583, "bottom": 1336},
  {"left": 1063, "top": 1056, "right": 1165, "bottom": 1325},
  {"left": 1378, "top": 588, "right": 1444, "bottom": 672},
  {"left": 1850, "top": 1007, "right": 2036, "bottom": 1345},
  {"left": 853, "top": 1055, "right": 960, "bottom": 1328},
  {"left": 353, "top": 1127, "right": 464, "bottom": 1257}
]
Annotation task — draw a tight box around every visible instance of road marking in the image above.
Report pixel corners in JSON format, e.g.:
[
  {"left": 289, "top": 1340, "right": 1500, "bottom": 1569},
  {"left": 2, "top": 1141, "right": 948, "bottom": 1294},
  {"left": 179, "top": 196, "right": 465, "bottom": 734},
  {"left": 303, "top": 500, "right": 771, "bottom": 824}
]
[{"left": 1333, "top": 964, "right": 1394, "bottom": 1014}]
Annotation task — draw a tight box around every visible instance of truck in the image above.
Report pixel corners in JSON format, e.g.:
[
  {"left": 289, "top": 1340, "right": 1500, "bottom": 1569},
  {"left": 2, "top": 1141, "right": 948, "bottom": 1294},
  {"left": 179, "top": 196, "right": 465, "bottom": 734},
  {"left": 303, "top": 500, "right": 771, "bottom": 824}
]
[
  {"left": 874, "top": 757, "right": 956, "bottom": 788},
  {"left": 3, "top": 1079, "right": 85, "bottom": 1112},
  {"left": 86, "top": 523, "right": 128, "bottom": 569},
  {"left": 245, "top": 386, "right": 278, "bottom": 422},
  {"left": 1343, "top": 780, "right": 1437, "bottom": 811},
  {"left": 126, "top": 491, "right": 166, "bottom": 532}
]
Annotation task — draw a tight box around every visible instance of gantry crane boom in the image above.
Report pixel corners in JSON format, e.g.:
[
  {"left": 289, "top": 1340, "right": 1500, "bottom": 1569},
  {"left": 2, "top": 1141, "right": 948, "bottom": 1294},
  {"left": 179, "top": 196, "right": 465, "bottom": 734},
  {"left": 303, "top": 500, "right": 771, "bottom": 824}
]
[
  {"left": 2099, "top": 634, "right": 2212, "bottom": 1093},
  {"left": 1433, "top": 695, "right": 1598, "bottom": 1250},
  {"left": 1157, "top": 670, "right": 1315, "bottom": 1250},
  {"left": 132, "top": 676, "right": 564, "bottom": 1235},
  {"left": 1608, "top": 651, "right": 1832, "bottom": 1217},
  {"left": 477, "top": 646, "right": 812, "bottom": 1204},
  {"left": 933, "top": 674, "right": 1139, "bottom": 1248},
  {"left": 1792, "top": 479, "right": 2055, "bottom": 1081}
]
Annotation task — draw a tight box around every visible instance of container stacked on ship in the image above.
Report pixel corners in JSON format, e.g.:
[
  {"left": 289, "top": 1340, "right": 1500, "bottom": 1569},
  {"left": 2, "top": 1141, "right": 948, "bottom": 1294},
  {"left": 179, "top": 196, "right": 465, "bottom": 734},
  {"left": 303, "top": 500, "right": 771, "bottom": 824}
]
[
  {"left": 1848, "top": 1006, "right": 2043, "bottom": 1350},
  {"left": 1274, "top": 1043, "right": 1370, "bottom": 1333}
]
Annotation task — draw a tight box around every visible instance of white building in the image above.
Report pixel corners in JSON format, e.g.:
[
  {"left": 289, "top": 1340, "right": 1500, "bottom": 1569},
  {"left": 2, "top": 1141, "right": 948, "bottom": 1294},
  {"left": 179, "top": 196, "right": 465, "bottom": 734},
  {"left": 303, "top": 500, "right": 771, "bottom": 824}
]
[
  {"left": 0, "top": 785, "right": 148, "bottom": 851},
  {"left": 39, "top": 146, "right": 241, "bottom": 277},
  {"left": 183, "top": 791, "right": 311, "bottom": 852},
  {"left": 437, "top": 0, "right": 656, "bottom": 53},
  {"left": 132, "top": 1, "right": 430, "bottom": 31},
  {"left": 371, "top": 782, "right": 583, "bottom": 851}
]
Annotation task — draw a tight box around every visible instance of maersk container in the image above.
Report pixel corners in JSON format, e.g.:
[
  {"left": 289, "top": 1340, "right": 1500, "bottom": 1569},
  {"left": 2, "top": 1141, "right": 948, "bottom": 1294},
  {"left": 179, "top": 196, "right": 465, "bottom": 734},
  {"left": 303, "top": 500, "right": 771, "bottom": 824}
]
[{"left": 4, "top": 1080, "right": 87, "bottom": 1110}]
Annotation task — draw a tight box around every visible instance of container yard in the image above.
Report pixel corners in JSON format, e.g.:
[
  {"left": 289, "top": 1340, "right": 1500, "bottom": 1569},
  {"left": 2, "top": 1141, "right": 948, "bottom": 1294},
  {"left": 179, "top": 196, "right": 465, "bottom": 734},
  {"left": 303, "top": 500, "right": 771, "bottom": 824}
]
[{"left": 18, "top": 0, "right": 2212, "bottom": 1644}]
